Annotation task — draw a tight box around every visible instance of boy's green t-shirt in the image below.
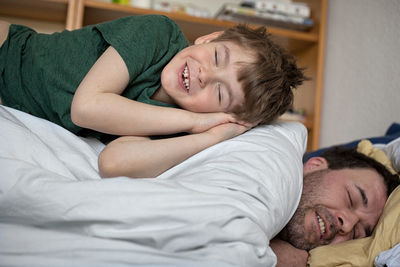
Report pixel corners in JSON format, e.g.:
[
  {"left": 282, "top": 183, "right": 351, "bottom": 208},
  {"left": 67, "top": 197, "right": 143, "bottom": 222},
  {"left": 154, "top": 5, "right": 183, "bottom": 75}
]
[{"left": 0, "top": 15, "right": 189, "bottom": 142}]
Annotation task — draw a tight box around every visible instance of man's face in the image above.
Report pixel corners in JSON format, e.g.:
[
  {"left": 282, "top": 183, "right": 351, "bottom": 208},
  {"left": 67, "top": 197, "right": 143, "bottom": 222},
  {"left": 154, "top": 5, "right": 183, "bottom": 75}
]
[
  {"left": 160, "top": 40, "right": 253, "bottom": 113},
  {"left": 282, "top": 167, "right": 387, "bottom": 250}
]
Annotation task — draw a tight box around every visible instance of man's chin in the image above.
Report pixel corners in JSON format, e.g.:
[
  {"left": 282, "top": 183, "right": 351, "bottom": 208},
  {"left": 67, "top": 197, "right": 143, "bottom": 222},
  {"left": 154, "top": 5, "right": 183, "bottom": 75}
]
[
  {"left": 280, "top": 225, "right": 319, "bottom": 251},
  {"left": 289, "top": 239, "right": 319, "bottom": 251},
  {"left": 288, "top": 233, "right": 333, "bottom": 251}
]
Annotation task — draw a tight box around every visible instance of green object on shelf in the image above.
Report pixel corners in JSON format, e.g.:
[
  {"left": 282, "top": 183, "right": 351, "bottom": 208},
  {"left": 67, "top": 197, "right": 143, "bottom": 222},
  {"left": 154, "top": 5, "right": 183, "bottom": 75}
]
[{"left": 112, "top": 0, "right": 130, "bottom": 4}]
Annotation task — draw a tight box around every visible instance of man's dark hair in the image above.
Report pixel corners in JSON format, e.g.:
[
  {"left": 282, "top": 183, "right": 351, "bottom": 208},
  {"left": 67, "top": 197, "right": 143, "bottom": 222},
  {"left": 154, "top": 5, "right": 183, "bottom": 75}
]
[{"left": 322, "top": 146, "right": 399, "bottom": 196}]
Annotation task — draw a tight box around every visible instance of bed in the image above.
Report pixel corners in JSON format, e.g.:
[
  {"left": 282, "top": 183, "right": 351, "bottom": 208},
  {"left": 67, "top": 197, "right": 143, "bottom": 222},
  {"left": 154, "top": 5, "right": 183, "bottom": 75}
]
[
  {"left": 0, "top": 104, "right": 399, "bottom": 267},
  {"left": 0, "top": 105, "right": 306, "bottom": 267}
]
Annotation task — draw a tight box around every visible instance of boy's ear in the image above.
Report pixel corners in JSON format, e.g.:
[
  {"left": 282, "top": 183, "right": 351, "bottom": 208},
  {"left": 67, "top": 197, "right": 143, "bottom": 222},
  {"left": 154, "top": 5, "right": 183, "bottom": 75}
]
[
  {"left": 194, "top": 31, "right": 223, "bottom": 45},
  {"left": 303, "top": 157, "right": 329, "bottom": 175}
]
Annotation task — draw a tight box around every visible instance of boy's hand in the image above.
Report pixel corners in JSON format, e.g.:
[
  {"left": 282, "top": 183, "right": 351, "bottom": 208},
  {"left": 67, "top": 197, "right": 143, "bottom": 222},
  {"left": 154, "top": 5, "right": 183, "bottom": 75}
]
[
  {"left": 190, "top": 112, "right": 244, "bottom": 134},
  {"left": 204, "top": 122, "right": 251, "bottom": 142}
]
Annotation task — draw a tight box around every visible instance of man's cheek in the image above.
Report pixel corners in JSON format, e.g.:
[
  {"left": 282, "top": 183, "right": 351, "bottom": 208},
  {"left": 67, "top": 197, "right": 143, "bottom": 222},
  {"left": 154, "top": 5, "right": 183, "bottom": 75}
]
[
  {"left": 303, "top": 210, "right": 319, "bottom": 244},
  {"left": 329, "top": 234, "right": 352, "bottom": 245}
]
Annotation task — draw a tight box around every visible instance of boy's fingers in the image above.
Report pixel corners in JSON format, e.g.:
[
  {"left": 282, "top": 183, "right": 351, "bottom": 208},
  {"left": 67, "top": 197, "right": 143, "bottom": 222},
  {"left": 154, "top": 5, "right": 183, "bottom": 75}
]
[
  {"left": 217, "top": 112, "right": 237, "bottom": 124},
  {"left": 235, "top": 120, "right": 256, "bottom": 128}
]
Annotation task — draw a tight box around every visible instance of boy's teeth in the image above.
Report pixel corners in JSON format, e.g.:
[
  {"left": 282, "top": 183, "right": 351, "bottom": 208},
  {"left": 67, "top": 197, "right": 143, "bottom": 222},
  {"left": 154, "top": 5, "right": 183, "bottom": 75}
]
[{"left": 182, "top": 65, "right": 190, "bottom": 91}]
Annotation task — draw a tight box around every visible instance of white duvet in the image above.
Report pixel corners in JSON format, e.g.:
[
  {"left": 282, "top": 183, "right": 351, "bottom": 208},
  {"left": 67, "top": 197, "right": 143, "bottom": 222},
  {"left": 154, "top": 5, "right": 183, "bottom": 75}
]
[{"left": 0, "top": 106, "right": 307, "bottom": 267}]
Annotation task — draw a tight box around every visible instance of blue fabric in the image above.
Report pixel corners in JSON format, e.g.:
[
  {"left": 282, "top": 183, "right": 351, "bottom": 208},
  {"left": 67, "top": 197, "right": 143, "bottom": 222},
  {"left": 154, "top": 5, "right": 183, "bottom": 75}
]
[{"left": 303, "top": 123, "right": 400, "bottom": 162}]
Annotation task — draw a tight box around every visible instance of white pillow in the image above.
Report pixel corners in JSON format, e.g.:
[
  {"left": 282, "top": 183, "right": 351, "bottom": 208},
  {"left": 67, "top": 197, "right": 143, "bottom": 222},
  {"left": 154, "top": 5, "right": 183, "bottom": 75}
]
[
  {"left": 382, "top": 137, "right": 400, "bottom": 172},
  {"left": 375, "top": 137, "right": 400, "bottom": 172},
  {"left": 159, "top": 121, "right": 308, "bottom": 239}
]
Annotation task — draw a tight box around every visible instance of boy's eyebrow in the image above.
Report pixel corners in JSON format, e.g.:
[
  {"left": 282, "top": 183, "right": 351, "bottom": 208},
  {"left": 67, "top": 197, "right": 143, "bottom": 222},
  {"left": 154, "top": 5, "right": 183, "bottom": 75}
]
[
  {"left": 219, "top": 44, "right": 232, "bottom": 109},
  {"left": 222, "top": 44, "right": 230, "bottom": 66}
]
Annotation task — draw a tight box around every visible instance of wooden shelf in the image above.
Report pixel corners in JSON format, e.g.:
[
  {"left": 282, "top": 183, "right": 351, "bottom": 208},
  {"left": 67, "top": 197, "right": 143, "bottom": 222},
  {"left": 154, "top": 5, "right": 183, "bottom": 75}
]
[
  {"left": 80, "top": 0, "right": 318, "bottom": 47},
  {"left": 0, "top": 0, "right": 67, "bottom": 23},
  {"left": 0, "top": 0, "right": 76, "bottom": 30}
]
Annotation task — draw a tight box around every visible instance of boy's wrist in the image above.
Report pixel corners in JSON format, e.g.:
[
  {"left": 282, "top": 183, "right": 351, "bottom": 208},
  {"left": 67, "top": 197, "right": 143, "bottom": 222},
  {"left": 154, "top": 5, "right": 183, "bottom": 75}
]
[
  {"left": 185, "top": 111, "right": 207, "bottom": 134},
  {"left": 174, "top": 109, "right": 197, "bottom": 134}
]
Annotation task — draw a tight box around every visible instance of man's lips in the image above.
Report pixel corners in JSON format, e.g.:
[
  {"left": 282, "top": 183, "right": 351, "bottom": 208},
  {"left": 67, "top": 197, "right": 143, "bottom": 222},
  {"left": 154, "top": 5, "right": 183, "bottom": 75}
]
[
  {"left": 316, "top": 212, "right": 325, "bottom": 239},
  {"left": 316, "top": 211, "right": 336, "bottom": 241}
]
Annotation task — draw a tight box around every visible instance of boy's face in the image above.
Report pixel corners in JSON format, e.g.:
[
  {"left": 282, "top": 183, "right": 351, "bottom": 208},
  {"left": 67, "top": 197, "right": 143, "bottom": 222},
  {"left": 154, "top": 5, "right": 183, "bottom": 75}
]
[{"left": 160, "top": 41, "right": 254, "bottom": 113}]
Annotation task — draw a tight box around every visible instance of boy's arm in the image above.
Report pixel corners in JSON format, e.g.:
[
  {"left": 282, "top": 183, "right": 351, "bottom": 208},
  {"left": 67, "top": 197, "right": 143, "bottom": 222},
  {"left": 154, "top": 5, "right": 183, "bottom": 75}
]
[
  {"left": 270, "top": 238, "right": 309, "bottom": 267},
  {"left": 71, "top": 46, "right": 235, "bottom": 136},
  {"left": 99, "top": 122, "right": 249, "bottom": 178}
]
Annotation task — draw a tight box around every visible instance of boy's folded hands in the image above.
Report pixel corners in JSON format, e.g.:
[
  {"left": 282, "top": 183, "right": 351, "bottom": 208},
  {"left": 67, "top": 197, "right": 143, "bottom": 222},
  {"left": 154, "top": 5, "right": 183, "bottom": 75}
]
[
  {"left": 189, "top": 111, "right": 242, "bottom": 134},
  {"left": 189, "top": 111, "right": 256, "bottom": 143},
  {"left": 204, "top": 122, "right": 250, "bottom": 142}
]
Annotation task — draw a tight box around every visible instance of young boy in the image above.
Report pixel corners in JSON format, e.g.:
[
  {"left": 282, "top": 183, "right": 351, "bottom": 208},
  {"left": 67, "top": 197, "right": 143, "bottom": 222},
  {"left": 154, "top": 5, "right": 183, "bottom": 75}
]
[{"left": 0, "top": 15, "right": 305, "bottom": 178}]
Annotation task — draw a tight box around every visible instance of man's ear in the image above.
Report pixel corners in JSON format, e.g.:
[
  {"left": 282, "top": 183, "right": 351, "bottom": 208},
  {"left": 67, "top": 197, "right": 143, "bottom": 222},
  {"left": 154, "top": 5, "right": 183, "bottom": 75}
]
[
  {"left": 194, "top": 31, "right": 223, "bottom": 45},
  {"left": 303, "top": 157, "right": 329, "bottom": 175}
]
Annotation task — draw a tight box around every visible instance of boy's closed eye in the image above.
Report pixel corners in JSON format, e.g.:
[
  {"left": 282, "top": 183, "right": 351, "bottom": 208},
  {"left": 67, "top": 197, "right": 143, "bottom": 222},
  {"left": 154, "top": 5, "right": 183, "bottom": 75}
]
[
  {"left": 218, "top": 83, "right": 222, "bottom": 104},
  {"left": 215, "top": 48, "right": 223, "bottom": 105}
]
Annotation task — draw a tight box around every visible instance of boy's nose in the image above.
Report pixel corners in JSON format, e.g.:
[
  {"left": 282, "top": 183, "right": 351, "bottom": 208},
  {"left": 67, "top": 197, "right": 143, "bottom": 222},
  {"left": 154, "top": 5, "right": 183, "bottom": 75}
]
[{"left": 198, "top": 66, "right": 212, "bottom": 88}]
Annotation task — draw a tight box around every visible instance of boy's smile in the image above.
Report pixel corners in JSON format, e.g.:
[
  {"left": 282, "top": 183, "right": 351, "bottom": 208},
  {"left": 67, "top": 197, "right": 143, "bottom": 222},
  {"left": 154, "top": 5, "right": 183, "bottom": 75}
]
[
  {"left": 180, "top": 63, "right": 190, "bottom": 93},
  {"left": 156, "top": 40, "right": 254, "bottom": 113}
]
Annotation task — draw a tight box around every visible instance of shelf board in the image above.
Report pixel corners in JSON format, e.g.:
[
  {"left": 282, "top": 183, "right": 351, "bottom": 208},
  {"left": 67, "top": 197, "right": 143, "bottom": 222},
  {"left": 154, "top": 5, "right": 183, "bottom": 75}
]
[
  {"left": 0, "top": 0, "right": 70, "bottom": 23},
  {"left": 83, "top": 0, "right": 318, "bottom": 44}
]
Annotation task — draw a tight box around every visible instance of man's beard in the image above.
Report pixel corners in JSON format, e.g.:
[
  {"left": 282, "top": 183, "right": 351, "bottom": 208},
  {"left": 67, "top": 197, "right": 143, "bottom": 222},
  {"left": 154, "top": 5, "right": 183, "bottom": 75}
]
[
  {"left": 280, "top": 201, "right": 312, "bottom": 250},
  {"left": 280, "top": 169, "right": 332, "bottom": 251}
]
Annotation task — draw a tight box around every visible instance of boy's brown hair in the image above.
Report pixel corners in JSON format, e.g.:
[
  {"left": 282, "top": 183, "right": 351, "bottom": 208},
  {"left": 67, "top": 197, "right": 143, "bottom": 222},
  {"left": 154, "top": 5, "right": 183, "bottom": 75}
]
[{"left": 212, "top": 24, "right": 307, "bottom": 125}]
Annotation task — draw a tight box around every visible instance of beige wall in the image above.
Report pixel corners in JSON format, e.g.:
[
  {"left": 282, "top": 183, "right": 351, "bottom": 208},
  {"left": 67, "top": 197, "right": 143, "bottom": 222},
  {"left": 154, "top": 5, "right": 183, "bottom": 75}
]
[{"left": 320, "top": 0, "right": 400, "bottom": 147}]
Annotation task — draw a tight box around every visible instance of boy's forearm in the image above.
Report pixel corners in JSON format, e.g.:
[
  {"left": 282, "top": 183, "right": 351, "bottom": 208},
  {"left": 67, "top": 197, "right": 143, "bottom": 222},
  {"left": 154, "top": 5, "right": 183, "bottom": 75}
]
[
  {"left": 99, "top": 122, "right": 248, "bottom": 178},
  {"left": 73, "top": 92, "right": 195, "bottom": 136},
  {"left": 99, "top": 132, "right": 222, "bottom": 178}
]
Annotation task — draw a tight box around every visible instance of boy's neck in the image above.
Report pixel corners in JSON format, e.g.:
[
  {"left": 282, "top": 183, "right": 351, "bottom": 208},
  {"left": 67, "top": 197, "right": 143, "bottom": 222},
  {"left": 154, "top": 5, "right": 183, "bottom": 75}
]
[{"left": 151, "top": 86, "right": 176, "bottom": 105}]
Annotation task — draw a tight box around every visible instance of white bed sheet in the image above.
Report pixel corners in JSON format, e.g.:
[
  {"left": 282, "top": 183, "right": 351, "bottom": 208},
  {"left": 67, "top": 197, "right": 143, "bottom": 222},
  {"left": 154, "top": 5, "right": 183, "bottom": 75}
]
[
  {"left": 375, "top": 241, "right": 400, "bottom": 267},
  {"left": 0, "top": 106, "right": 307, "bottom": 267}
]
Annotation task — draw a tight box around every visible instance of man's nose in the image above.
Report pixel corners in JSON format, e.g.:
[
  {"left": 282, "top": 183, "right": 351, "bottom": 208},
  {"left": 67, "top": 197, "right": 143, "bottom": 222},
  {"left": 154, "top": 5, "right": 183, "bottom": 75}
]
[{"left": 337, "top": 211, "right": 359, "bottom": 237}]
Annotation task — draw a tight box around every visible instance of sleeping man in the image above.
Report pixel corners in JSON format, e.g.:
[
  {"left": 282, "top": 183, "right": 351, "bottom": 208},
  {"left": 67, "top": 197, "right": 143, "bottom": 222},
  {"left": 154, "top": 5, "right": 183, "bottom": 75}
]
[{"left": 270, "top": 146, "right": 400, "bottom": 266}]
